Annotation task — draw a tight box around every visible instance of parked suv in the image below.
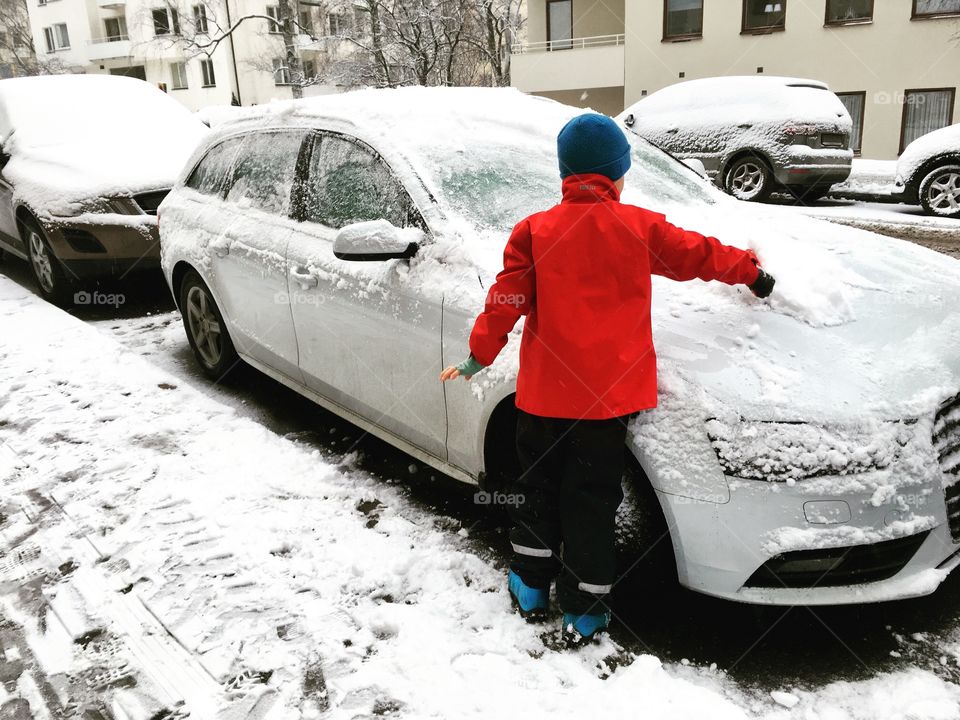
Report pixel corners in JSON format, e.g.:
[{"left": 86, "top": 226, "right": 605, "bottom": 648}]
[
  {"left": 0, "top": 74, "right": 207, "bottom": 304},
  {"left": 160, "top": 88, "right": 960, "bottom": 606},
  {"left": 894, "top": 123, "right": 960, "bottom": 219},
  {"left": 618, "top": 76, "right": 853, "bottom": 203}
]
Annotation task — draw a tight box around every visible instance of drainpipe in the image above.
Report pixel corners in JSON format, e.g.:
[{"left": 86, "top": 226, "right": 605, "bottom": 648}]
[{"left": 224, "top": 0, "right": 242, "bottom": 104}]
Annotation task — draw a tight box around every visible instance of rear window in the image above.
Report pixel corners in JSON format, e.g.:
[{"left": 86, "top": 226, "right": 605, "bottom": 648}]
[{"left": 225, "top": 131, "right": 306, "bottom": 216}]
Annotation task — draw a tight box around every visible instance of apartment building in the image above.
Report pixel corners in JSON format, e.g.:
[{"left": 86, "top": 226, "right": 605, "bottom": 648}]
[
  {"left": 511, "top": 1, "right": 960, "bottom": 159},
  {"left": 24, "top": 0, "right": 348, "bottom": 110}
]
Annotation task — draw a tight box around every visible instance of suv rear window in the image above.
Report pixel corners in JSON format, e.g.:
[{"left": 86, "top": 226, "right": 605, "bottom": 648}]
[{"left": 185, "top": 137, "right": 243, "bottom": 196}]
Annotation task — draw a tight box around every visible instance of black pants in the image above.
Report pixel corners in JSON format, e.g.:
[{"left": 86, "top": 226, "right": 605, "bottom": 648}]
[{"left": 508, "top": 409, "right": 630, "bottom": 616}]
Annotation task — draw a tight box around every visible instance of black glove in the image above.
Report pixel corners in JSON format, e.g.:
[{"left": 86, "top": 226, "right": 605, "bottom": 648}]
[{"left": 749, "top": 268, "right": 775, "bottom": 299}]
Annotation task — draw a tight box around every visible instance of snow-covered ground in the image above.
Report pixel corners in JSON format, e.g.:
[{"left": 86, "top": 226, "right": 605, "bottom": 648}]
[
  {"left": 3, "top": 271, "right": 960, "bottom": 718},
  {"left": 829, "top": 160, "right": 897, "bottom": 199}
]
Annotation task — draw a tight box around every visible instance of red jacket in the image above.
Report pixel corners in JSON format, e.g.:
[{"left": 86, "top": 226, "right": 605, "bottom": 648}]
[{"left": 468, "top": 174, "right": 760, "bottom": 420}]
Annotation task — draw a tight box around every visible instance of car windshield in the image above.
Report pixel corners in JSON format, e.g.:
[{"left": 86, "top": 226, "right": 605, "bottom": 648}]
[{"left": 419, "top": 128, "right": 717, "bottom": 236}]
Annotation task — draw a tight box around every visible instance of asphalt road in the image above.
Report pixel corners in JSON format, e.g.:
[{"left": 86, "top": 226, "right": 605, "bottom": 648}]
[{"left": 2, "top": 219, "right": 960, "bottom": 697}]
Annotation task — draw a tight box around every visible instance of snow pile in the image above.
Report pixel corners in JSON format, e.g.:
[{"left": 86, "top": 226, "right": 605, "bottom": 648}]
[
  {"left": 829, "top": 159, "right": 897, "bottom": 198},
  {"left": 0, "top": 74, "right": 207, "bottom": 216},
  {"left": 897, "top": 122, "right": 960, "bottom": 185}
]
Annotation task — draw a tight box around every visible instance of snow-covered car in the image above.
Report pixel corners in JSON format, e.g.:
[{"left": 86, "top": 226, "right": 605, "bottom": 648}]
[
  {"left": 894, "top": 123, "right": 960, "bottom": 219},
  {"left": 618, "top": 76, "right": 853, "bottom": 204},
  {"left": 159, "top": 87, "right": 960, "bottom": 606},
  {"left": 0, "top": 74, "right": 208, "bottom": 304}
]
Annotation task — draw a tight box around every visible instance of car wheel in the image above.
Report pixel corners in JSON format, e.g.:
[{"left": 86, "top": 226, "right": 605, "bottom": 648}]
[
  {"left": 919, "top": 164, "right": 960, "bottom": 219},
  {"left": 785, "top": 184, "right": 832, "bottom": 205},
  {"left": 724, "top": 155, "right": 773, "bottom": 202},
  {"left": 178, "top": 270, "right": 238, "bottom": 380},
  {"left": 22, "top": 215, "right": 73, "bottom": 306}
]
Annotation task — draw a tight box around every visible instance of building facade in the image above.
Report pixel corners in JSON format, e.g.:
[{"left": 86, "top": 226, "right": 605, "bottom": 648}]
[
  {"left": 511, "top": 0, "right": 960, "bottom": 159},
  {"left": 23, "top": 0, "right": 350, "bottom": 110}
]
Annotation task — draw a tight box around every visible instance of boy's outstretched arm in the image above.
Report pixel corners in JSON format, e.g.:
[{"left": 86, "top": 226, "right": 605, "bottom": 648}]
[
  {"left": 440, "top": 219, "right": 536, "bottom": 382},
  {"left": 646, "top": 216, "right": 775, "bottom": 297}
]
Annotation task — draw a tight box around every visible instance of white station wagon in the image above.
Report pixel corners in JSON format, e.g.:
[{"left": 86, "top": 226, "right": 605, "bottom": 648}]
[{"left": 159, "top": 88, "right": 960, "bottom": 605}]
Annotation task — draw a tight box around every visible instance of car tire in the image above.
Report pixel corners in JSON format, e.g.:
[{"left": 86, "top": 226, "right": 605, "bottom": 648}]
[
  {"left": 178, "top": 270, "right": 238, "bottom": 381},
  {"left": 21, "top": 215, "right": 73, "bottom": 306},
  {"left": 723, "top": 155, "right": 774, "bottom": 202},
  {"left": 785, "top": 184, "right": 832, "bottom": 205},
  {"left": 919, "top": 164, "right": 960, "bottom": 219}
]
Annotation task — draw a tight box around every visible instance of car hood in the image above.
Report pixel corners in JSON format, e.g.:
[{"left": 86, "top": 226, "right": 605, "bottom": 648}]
[
  {"left": 639, "top": 194, "right": 960, "bottom": 423},
  {"left": 897, "top": 122, "right": 960, "bottom": 183},
  {"left": 4, "top": 131, "right": 206, "bottom": 217}
]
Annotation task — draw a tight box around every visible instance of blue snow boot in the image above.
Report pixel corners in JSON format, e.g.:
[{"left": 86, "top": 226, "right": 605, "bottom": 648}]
[
  {"left": 562, "top": 611, "right": 611, "bottom": 646},
  {"left": 508, "top": 570, "right": 549, "bottom": 621}
]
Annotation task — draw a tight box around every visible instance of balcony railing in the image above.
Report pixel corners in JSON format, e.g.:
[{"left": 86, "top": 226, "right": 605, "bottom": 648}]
[
  {"left": 90, "top": 33, "right": 130, "bottom": 43},
  {"left": 511, "top": 33, "right": 624, "bottom": 54}
]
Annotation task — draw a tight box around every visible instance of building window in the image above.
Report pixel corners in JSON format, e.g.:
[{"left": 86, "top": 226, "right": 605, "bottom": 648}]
[
  {"left": 912, "top": 0, "right": 960, "bottom": 18},
  {"left": 273, "top": 58, "right": 291, "bottom": 85},
  {"left": 266, "top": 5, "right": 281, "bottom": 33},
  {"left": 901, "top": 88, "right": 956, "bottom": 152},
  {"left": 193, "top": 4, "right": 208, "bottom": 33},
  {"left": 836, "top": 91, "right": 865, "bottom": 155},
  {"left": 303, "top": 59, "right": 316, "bottom": 79},
  {"left": 547, "top": 0, "right": 572, "bottom": 50},
  {"left": 663, "top": 0, "right": 703, "bottom": 40},
  {"left": 299, "top": 9, "right": 313, "bottom": 34},
  {"left": 825, "top": 0, "right": 873, "bottom": 24},
  {"left": 170, "top": 61, "right": 188, "bottom": 89},
  {"left": 200, "top": 58, "right": 216, "bottom": 86},
  {"left": 104, "top": 16, "right": 128, "bottom": 41},
  {"left": 153, "top": 7, "right": 180, "bottom": 36},
  {"left": 43, "top": 23, "right": 70, "bottom": 51},
  {"left": 742, "top": 0, "right": 786, "bottom": 33},
  {"left": 328, "top": 12, "right": 343, "bottom": 35}
]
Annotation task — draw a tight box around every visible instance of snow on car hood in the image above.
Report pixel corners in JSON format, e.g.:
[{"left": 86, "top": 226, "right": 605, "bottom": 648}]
[
  {"left": 0, "top": 74, "right": 208, "bottom": 216},
  {"left": 897, "top": 122, "right": 960, "bottom": 183}
]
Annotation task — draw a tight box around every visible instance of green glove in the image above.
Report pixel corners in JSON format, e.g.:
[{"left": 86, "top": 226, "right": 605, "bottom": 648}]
[{"left": 456, "top": 355, "right": 485, "bottom": 377}]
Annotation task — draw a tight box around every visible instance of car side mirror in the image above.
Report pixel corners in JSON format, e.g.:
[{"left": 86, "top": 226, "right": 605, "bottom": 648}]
[
  {"left": 681, "top": 157, "right": 707, "bottom": 178},
  {"left": 332, "top": 219, "right": 423, "bottom": 262}
]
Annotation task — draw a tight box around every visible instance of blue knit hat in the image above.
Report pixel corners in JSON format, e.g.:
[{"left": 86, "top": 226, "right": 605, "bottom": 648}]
[{"left": 557, "top": 113, "right": 632, "bottom": 181}]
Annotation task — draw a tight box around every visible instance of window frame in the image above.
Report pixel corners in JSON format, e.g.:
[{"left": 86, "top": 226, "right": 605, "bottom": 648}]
[
  {"left": 545, "top": 0, "right": 573, "bottom": 51},
  {"left": 899, "top": 87, "right": 956, "bottom": 154},
  {"left": 266, "top": 5, "right": 281, "bottom": 33},
  {"left": 153, "top": 7, "right": 180, "bottom": 36},
  {"left": 835, "top": 90, "right": 866, "bottom": 156},
  {"left": 104, "top": 16, "right": 128, "bottom": 41},
  {"left": 193, "top": 4, "right": 209, "bottom": 34},
  {"left": 272, "top": 57, "right": 291, "bottom": 85},
  {"left": 43, "top": 26, "right": 55, "bottom": 53},
  {"left": 912, "top": 0, "right": 960, "bottom": 19},
  {"left": 824, "top": 0, "right": 873, "bottom": 26},
  {"left": 170, "top": 60, "right": 188, "bottom": 90},
  {"left": 741, "top": 0, "right": 786, "bottom": 34},
  {"left": 295, "top": 130, "right": 426, "bottom": 231},
  {"left": 662, "top": 0, "right": 703, "bottom": 41},
  {"left": 200, "top": 57, "right": 216, "bottom": 87}
]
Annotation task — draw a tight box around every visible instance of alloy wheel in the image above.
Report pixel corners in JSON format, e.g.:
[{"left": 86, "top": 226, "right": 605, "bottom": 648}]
[
  {"left": 186, "top": 285, "right": 223, "bottom": 368},
  {"left": 926, "top": 170, "right": 960, "bottom": 215},
  {"left": 28, "top": 230, "right": 54, "bottom": 293},
  {"left": 729, "top": 161, "right": 765, "bottom": 200}
]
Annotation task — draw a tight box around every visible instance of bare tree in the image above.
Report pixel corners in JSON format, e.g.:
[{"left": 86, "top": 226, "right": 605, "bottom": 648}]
[{"left": 0, "top": 0, "right": 72, "bottom": 77}]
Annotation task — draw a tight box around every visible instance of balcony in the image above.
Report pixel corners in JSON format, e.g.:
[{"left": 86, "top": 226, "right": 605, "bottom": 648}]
[
  {"left": 510, "top": 34, "right": 625, "bottom": 93},
  {"left": 97, "top": 0, "right": 126, "bottom": 7},
  {"left": 87, "top": 35, "right": 132, "bottom": 60}
]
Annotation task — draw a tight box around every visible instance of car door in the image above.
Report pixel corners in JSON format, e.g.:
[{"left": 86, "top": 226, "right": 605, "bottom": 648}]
[
  {"left": 207, "top": 129, "right": 308, "bottom": 381},
  {"left": 285, "top": 131, "right": 447, "bottom": 459}
]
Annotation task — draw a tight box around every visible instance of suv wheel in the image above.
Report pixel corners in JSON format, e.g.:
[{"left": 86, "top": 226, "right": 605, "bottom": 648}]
[
  {"left": 179, "top": 270, "right": 238, "bottom": 380},
  {"left": 724, "top": 155, "right": 773, "bottom": 202},
  {"left": 919, "top": 164, "right": 960, "bottom": 219},
  {"left": 22, "top": 215, "right": 73, "bottom": 306}
]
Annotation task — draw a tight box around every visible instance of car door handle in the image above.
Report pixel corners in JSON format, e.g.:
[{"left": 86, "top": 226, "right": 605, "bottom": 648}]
[
  {"left": 666, "top": 128, "right": 679, "bottom": 134},
  {"left": 738, "top": 123, "right": 753, "bottom": 129},
  {"left": 290, "top": 267, "right": 318, "bottom": 288}
]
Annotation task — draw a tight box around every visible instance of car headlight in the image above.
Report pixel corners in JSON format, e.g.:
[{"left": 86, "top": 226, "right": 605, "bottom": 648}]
[{"left": 704, "top": 418, "right": 914, "bottom": 482}]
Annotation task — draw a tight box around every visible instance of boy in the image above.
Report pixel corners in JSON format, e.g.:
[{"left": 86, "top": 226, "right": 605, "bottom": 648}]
[{"left": 440, "top": 113, "right": 775, "bottom": 645}]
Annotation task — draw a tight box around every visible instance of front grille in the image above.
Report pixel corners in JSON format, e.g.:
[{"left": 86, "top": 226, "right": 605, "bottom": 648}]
[
  {"left": 935, "top": 392, "right": 960, "bottom": 540},
  {"left": 819, "top": 132, "right": 846, "bottom": 148},
  {"left": 133, "top": 189, "right": 170, "bottom": 216},
  {"left": 745, "top": 531, "right": 930, "bottom": 588}
]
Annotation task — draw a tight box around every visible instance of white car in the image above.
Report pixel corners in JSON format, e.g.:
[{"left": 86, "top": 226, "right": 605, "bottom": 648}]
[
  {"left": 0, "top": 74, "right": 207, "bottom": 304},
  {"left": 618, "top": 76, "right": 853, "bottom": 204},
  {"left": 895, "top": 123, "right": 960, "bottom": 219},
  {"left": 159, "top": 87, "right": 960, "bottom": 605}
]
